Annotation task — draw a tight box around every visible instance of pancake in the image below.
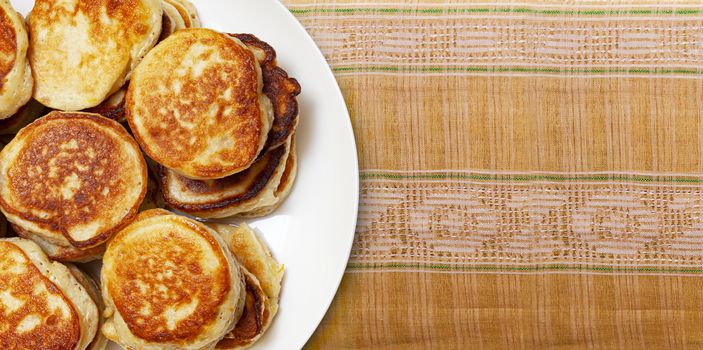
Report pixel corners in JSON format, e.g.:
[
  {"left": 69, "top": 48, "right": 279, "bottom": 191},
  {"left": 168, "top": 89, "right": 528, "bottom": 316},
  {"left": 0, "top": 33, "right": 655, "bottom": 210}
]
[
  {"left": 0, "top": 238, "right": 98, "bottom": 350},
  {"left": 0, "top": 99, "right": 46, "bottom": 135},
  {"left": 66, "top": 265, "right": 108, "bottom": 350},
  {"left": 13, "top": 224, "right": 105, "bottom": 263},
  {"left": 240, "top": 137, "right": 297, "bottom": 218},
  {"left": 161, "top": 138, "right": 291, "bottom": 219},
  {"left": 0, "top": 112, "right": 147, "bottom": 250},
  {"left": 163, "top": 0, "right": 200, "bottom": 28},
  {"left": 101, "top": 209, "right": 246, "bottom": 350},
  {"left": 230, "top": 34, "right": 301, "bottom": 153},
  {"left": 28, "top": 0, "right": 163, "bottom": 110},
  {"left": 0, "top": 1, "right": 33, "bottom": 120},
  {"left": 127, "top": 28, "right": 274, "bottom": 180},
  {"left": 209, "top": 223, "right": 283, "bottom": 349}
]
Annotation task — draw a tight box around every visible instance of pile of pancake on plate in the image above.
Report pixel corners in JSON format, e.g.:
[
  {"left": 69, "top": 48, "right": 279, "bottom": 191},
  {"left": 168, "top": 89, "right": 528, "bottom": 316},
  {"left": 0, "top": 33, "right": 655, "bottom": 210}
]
[{"left": 0, "top": 0, "right": 301, "bottom": 349}]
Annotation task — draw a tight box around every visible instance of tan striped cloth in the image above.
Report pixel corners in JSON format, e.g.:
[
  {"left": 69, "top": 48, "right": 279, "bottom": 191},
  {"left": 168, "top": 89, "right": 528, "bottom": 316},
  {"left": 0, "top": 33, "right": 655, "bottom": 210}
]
[{"left": 282, "top": 0, "right": 703, "bottom": 348}]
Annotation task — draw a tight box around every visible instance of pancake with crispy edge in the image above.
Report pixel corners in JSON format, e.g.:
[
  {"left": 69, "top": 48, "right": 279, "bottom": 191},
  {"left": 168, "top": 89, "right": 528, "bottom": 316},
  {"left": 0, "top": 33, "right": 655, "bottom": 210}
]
[
  {"left": 0, "top": 1, "right": 33, "bottom": 120},
  {"left": 0, "top": 238, "right": 99, "bottom": 350},
  {"left": 128, "top": 28, "right": 274, "bottom": 180},
  {"left": 239, "top": 136, "right": 297, "bottom": 218},
  {"left": 0, "top": 111, "right": 147, "bottom": 250},
  {"left": 229, "top": 34, "right": 301, "bottom": 154},
  {"left": 161, "top": 138, "right": 291, "bottom": 219},
  {"left": 209, "top": 223, "right": 283, "bottom": 349},
  {"left": 28, "top": 0, "right": 163, "bottom": 110},
  {"left": 101, "top": 209, "right": 246, "bottom": 350},
  {"left": 158, "top": 33, "right": 300, "bottom": 218}
]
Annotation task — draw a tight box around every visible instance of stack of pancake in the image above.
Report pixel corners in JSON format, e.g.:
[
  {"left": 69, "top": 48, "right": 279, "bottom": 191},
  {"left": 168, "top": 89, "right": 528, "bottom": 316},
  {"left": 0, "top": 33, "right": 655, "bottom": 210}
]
[
  {"left": 0, "top": 0, "right": 297, "bottom": 349},
  {"left": 101, "top": 209, "right": 283, "bottom": 349},
  {"left": 128, "top": 28, "right": 301, "bottom": 219}
]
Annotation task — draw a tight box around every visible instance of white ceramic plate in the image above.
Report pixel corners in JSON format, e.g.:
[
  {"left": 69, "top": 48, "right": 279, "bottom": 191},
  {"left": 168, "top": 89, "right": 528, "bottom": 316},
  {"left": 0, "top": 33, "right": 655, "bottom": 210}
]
[{"left": 10, "top": 1, "right": 359, "bottom": 349}]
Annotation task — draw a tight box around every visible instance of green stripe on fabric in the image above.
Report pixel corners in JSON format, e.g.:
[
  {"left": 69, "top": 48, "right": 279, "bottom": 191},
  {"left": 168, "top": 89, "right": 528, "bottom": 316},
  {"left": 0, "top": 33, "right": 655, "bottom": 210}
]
[
  {"left": 290, "top": 7, "right": 703, "bottom": 16},
  {"left": 346, "top": 263, "right": 703, "bottom": 274},
  {"left": 332, "top": 66, "right": 703, "bottom": 75},
  {"left": 360, "top": 172, "right": 703, "bottom": 183}
]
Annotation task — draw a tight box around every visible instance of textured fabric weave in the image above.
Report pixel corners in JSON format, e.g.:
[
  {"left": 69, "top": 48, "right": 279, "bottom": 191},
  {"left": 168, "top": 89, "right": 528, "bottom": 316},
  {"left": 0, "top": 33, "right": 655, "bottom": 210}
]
[{"left": 281, "top": 0, "right": 703, "bottom": 348}]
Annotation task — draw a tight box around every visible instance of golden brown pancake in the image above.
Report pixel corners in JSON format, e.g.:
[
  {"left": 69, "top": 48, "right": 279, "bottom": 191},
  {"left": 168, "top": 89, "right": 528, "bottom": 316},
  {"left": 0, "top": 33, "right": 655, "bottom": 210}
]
[
  {"left": 127, "top": 28, "right": 273, "bottom": 180},
  {"left": 101, "top": 209, "right": 245, "bottom": 349},
  {"left": 230, "top": 34, "right": 301, "bottom": 153},
  {"left": 0, "top": 238, "right": 99, "bottom": 350},
  {"left": 209, "top": 223, "right": 283, "bottom": 349},
  {"left": 156, "top": 33, "right": 300, "bottom": 218},
  {"left": 0, "top": 112, "right": 147, "bottom": 250},
  {"left": 0, "top": 99, "right": 46, "bottom": 135},
  {"left": 28, "top": 0, "right": 163, "bottom": 110},
  {"left": 161, "top": 139, "right": 291, "bottom": 219},
  {"left": 0, "top": 1, "right": 33, "bottom": 120}
]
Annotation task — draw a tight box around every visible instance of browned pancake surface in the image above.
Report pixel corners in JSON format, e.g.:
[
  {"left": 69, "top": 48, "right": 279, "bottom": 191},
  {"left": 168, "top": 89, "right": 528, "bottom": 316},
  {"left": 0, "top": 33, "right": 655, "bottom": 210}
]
[
  {"left": 128, "top": 29, "right": 266, "bottom": 179},
  {"left": 105, "top": 211, "right": 232, "bottom": 342},
  {"left": 0, "top": 112, "right": 146, "bottom": 248}
]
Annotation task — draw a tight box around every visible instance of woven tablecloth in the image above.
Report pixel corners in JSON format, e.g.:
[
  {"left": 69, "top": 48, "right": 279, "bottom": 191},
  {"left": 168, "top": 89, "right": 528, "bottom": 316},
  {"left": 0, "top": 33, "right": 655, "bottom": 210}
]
[{"left": 283, "top": 1, "right": 703, "bottom": 348}]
